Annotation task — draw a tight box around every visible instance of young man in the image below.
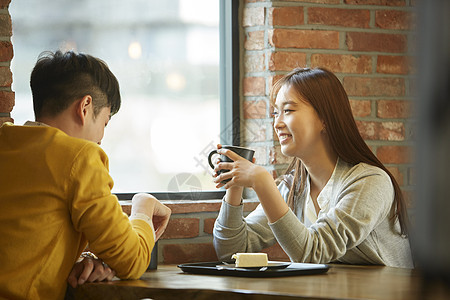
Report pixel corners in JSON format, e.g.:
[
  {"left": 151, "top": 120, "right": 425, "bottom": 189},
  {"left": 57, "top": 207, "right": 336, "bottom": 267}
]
[{"left": 0, "top": 50, "right": 171, "bottom": 300}]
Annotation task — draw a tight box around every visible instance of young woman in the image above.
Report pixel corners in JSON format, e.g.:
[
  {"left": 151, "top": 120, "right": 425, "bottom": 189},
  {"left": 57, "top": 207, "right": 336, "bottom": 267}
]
[{"left": 212, "top": 67, "right": 413, "bottom": 268}]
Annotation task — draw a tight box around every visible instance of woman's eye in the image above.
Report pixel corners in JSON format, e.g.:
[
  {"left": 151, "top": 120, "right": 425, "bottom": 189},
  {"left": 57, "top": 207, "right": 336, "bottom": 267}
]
[
  {"left": 271, "top": 111, "right": 279, "bottom": 117},
  {"left": 284, "top": 109, "right": 293, "bottom": 114}
]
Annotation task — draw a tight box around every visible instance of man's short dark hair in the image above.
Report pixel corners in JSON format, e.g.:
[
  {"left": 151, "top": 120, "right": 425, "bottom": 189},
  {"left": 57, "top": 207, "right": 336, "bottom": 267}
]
[{"left": 30, "top": 50, "right": 121, "bottom": 119}]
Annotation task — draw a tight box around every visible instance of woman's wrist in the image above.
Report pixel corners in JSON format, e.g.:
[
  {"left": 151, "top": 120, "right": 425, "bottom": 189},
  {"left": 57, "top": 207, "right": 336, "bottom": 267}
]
[
  {"left": 225, "top": 186, "right": 244, "bottom": 206},
  {"left": 251, "top": 167, "right": 273, "bottom": 191},
  {"left": 253, "top": 171, "right": 289, "bottom": 223}
]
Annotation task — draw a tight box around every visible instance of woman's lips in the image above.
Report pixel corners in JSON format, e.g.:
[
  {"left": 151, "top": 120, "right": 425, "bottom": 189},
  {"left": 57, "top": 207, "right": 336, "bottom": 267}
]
[{"left": 278, "top": 133, "right": 292, "bottom": 144}]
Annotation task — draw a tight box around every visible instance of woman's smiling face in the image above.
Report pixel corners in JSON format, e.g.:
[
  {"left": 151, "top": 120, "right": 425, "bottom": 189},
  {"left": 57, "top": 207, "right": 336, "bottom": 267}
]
[{"left": 272, "top": 84, "right": 325, "bottom": 159}]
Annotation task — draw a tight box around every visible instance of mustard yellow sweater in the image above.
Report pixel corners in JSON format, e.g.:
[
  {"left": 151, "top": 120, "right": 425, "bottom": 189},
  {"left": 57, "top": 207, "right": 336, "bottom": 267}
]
[{"left": 0, "top": 123, "right": 154, "bottom": 300}]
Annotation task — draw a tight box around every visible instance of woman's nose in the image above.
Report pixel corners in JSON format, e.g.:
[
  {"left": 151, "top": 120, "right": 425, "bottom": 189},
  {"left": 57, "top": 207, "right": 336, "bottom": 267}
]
[{"left": 273, "top": 114, "right": 284, "bottom": 130}]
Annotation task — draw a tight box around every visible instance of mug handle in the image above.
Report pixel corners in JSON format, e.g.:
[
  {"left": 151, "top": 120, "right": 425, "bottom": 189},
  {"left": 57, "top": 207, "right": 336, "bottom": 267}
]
[{"left": 207, "top": 150, "right": 218, "bottom": 169}]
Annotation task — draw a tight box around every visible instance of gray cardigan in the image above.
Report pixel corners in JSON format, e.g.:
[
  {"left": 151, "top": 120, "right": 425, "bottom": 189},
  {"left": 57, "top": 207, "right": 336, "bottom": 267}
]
[{"left": 213, "top": 158, "right": 414, "bottom": 268}]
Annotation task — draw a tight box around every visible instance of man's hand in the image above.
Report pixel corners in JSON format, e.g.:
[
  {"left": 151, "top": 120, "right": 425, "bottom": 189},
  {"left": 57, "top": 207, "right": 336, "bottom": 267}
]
[
  {"left": 131, "top": 193, "right": 171, "bottom": 240},
  {"left": 67, "top": 256, "right": 116, "bottom": 288}
]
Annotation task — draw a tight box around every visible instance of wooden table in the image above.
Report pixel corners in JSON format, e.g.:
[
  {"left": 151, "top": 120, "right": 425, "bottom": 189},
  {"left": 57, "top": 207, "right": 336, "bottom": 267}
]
[{"left": 70, "top": 263, "right": 450, "bottom": 300}]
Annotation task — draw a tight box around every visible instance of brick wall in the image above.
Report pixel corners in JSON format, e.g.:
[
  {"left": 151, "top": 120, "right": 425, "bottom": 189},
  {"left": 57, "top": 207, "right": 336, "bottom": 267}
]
[
  {"left": 120, "top": 200, "right": 269, "bottom": 264},
  {"left": 2, "top": 0, "right": 415, "bottom": 264},
  {"left": 241, "top": 0, "right": 416, "bottom": 207},
  {"left": 0, "top": 0, "right": 13, "bottom": 124}
]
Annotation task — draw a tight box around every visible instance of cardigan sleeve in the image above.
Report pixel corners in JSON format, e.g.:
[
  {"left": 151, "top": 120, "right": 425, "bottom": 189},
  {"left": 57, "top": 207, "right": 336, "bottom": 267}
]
[
  {"left": 213, "top": 181, "right": 292, "bottom": 261},
  {"left": 68, "top": 143, "right": 155, "bottom": 279}
]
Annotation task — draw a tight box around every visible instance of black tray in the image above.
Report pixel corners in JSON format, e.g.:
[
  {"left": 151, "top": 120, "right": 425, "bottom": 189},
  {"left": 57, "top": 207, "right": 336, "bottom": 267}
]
[{"left": 178, "top": 261, "right": 330, "bottom": 278}]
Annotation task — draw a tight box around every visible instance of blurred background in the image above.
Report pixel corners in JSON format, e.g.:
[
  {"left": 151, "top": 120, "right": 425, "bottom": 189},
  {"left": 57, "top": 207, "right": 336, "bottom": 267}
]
[{"left": 10, "top": 0, "right": 220, "bottom": 193}]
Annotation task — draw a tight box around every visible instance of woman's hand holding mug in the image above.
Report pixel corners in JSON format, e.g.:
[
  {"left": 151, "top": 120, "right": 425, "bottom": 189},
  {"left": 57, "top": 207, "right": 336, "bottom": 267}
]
[{"left": 209, "top": 145, "right": 265, "bottom": 189}]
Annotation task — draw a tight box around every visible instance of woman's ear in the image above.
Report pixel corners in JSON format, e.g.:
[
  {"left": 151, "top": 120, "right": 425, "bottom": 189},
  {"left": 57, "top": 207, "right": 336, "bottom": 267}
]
[
  {"left": 75, "top": 95, "right": 93, "bottom": 125},
  {"left": 321, "top": 121, "right": 327, "bottom": 134}
]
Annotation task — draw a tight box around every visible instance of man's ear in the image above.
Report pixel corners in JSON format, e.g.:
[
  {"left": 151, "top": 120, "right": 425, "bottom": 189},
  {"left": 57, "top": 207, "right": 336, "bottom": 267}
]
[{"left": 75, "top": 95, "right": 93, "bottom": 125}]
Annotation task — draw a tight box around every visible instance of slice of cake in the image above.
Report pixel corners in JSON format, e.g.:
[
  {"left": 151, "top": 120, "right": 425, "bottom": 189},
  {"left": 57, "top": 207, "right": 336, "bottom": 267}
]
[{"left": 231, "top": 253, "right": 268, "bottom": 267}]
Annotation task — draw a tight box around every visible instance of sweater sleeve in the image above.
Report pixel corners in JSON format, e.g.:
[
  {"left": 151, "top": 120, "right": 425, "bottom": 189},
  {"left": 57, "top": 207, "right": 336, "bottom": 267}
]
[
  {"left": 213, "top": 182, "right": 291, "bottom": 261},
  {"left": 269, "top": 165, "right": 394, "bottom": 264},
  {"left": 68, "top": 143, "right": 154, "bottom": 279}
]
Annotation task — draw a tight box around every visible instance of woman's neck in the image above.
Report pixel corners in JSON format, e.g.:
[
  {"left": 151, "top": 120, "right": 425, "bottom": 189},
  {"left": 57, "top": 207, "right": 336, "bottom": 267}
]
[{"left": 302, "top": 142, "right": 338, "bottom": 194}]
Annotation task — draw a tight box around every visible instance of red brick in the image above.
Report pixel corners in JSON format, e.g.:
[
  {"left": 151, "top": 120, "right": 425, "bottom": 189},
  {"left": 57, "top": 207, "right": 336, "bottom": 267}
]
[
  {"left": 262, "top": 243, "right": 289, "bottom": 261},
  {"left": 160, "top": 218, "right": 199, "bottom": 239},
  {"left": 166, "top": 202, "right": 222, "bottom": 214},
  {"left": 356, "top": 120, "right": 405, "bottom": 141},
  {"left": 244, "top": 120, "right": 267, "bottom": 143},
  {"left": 0, "top": 67, "right": 12, "bottom": 87},
  {"left": 346, "top": 32, "right": 407, "bottom": 53},
  {"left": 311, "top": 54, "right": 372, "bottom": 74},
  {"left": 243, "top": 100, "right": 267, "bottom": 119},
  {"left": 269, "top": 74, "right": 285, "bottom": 90},
  {"left": 344, "top": 0, "right": 406, "bottom": 6},
  {"left": 162, "top": 243, "right": 217, "bottom": 264},
  {"left": 343, "top": 76, "right": 405, "bottom": 97},
  {"left": 377, "top": 99, "right": 412, "bottom": 118},
  {"left": 376, "top": 145, "right": 412, "bottom": 164},
  {"left": 357, "top": 121, "right": 376, "bottom": 139},
  {"left": 244, "top": 30, "right": 265, "bottom": 51},
  {"left": 0, "top": 14, "right": 11, "bottom": 36},
  {"left": 0, "top": 90, "right": 14, "bottom": 112},
  {"left": 269, "top": 51, "right": 307, "bottom": 71},
  {"left": 377, "top": 55, "right": 412, "bottom": 75},
  {"left": 402, "top": 189, "right": 413, "bottom": 208},
  {"left": 0, "top": 41, "right": 13, "bottom": 62},
  {"left": 243, "top": 77, "right": 265, "bottom": 96},
  {"left": 244, "top": 52, "right": 265, "bottom": 73},
  {"left": 349, "top": 99, "right": 371, "bottom": 117},
  {"left": 121, "top": 200, "right": 258, "bottom": 215},
  {"left": 308, "top": 7, "right": 370, "bottom": 28},
  {"left": 0, "top": 116, "right": 13, "bottom": 125},
  {"left": 243, "top": 7, "right": 265, "bottom": 27},
  {"left": 203, "top": 218, "right": 216, "bottom": 234},
  {"left": 0, "top": 0, "right": 11, "bottom": 9},
  {"left": 250, "top": 145, "right": 268, "bottom": 165},
  {"left": 379, "top": 122, "right": 406, "bottom": 141},
  {"left": 269, "top": 145, "right": 291, "bottom": 165},
  {"left": 290, "top": 0, "right": 339, "bottom": 3},
  {"left": 375, "top": 10, "right": 414, "bottom": 30},
  {"left": 386, "top": 166, "right": 404, "bottom": 186},
  {"left": 123, "top": 201, "right": 222, "bottom": 215},
  {"left": 270, "top": 7, "right": 304, "bottom": 26},
  {"left": 270, "top": 29, "right": 339, "bottom": 49}
]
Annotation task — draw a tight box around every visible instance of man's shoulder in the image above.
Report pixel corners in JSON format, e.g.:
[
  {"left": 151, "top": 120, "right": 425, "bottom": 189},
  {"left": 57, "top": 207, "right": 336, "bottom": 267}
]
[
  {"left": 6, "top": 123, "right": 105, "bottom": 157},
  {"left": 51, "top": 130, "right": 105, "bottom": 158},
  {"left": 1, "top": 122, "right": 109, "bottom": 171}
]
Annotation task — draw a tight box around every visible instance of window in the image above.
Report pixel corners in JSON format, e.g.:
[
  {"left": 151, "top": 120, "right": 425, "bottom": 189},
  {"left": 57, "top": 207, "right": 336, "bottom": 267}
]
[{"left": 10, "top": 0, "right": 238, "bottom": 198}]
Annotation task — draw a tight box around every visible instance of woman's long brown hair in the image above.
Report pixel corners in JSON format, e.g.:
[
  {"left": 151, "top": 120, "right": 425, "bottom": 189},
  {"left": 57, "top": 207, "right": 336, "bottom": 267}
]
[{"left": 270, "top": 67, "right": 409, "bottom": 236}]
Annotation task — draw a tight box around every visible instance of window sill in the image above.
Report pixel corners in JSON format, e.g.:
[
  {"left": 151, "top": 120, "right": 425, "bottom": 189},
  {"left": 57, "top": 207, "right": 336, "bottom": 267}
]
[{"left": 115, "top": 190, "right": 225, "bottom": 201}]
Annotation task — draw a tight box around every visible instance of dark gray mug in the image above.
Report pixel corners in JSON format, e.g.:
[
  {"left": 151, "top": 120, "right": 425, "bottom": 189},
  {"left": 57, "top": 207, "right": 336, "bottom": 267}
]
[
  {"left": 147, "top": 241, "right": 158, "bottom": 270},
  {"left": 208, "top": 146, "right": 255, "bottom": 183}
]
